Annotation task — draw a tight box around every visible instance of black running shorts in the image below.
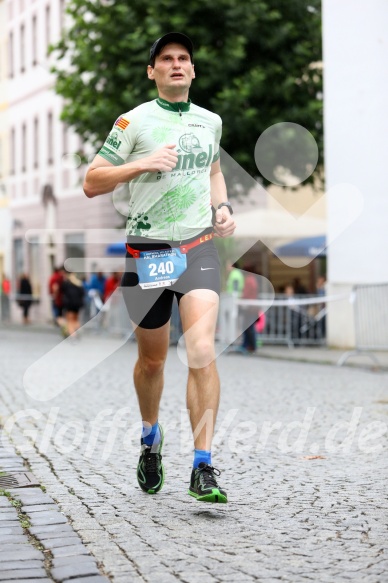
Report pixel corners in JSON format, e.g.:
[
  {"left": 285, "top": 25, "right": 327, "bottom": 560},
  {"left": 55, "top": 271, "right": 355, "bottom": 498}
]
[{"left": 121, "top": 231, "right": 220, "bottom": 329}]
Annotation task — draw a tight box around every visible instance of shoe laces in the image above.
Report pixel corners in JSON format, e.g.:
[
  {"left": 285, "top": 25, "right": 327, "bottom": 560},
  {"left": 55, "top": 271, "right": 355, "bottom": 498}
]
[
  {"left": 198, "top": 464, "right": 221, "bottom": 488},
  {"left": 143, "top": 446, "right": 161, "bottom": 473}
]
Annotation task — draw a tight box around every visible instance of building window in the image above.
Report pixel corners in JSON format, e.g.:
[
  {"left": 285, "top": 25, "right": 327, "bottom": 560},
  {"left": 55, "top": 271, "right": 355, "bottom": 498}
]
[
  {"left": 13, "top": 239, "right": 24, "bottom": 285},
  {"left": 48, "top": 112, "right": 53, "bottom": 165},
  {"left": 20, "top": 24, "right": 25, "bottom": 73},
  {"left": 45, "top": 5, "right": 51, "bottom": 56},
  {"left": 9, "top": 32, "right": 14, "bottom": 78},
  {"left": 22, "top": 123, "right": 27, "bottom": 173},
  {"left": 60, "top": 0, "right": 66, "bottom": 32},
  {"left": 34, "top": 117, "right": 39, "bottom": 168},
  {"left": 62, "top": 123, "right": 68, "bottom": 156},
  {"left": 32, "top": 15, "right": 37, "bottom": 66},
  {"left": 29, "top": 236, "right": 40, "bottom": 296},
  {"left": 10, "top": 128, "right": 15, "bottom": 175},
  {"left": 65, "top": 233, "right": 85, "bottom": 275}
]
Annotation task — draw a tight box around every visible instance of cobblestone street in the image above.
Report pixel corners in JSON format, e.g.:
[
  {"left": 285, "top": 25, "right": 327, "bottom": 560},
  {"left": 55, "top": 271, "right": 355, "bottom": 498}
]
[{"left": 0, "top": 328, "right": 387, "bottom": 582}]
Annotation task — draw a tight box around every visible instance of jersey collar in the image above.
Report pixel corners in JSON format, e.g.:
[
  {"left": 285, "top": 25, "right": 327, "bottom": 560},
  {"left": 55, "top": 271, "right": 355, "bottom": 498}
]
[{"left": 156, "top": 97, "right": 191, "bottom": 113}]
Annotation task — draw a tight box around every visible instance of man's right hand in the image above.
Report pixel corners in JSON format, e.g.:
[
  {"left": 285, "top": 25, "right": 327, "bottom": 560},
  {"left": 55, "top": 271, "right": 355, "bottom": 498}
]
[{"left": 143, "top": 145, "right": 178, "bottom": 172}]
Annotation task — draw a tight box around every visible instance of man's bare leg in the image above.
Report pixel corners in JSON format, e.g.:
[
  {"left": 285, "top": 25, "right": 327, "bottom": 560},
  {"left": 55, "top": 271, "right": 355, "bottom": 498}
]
[
  {"left": 179, "top": 289, "right": 220, "bottom": 450},
  {"left": 133, "top": 321, "right": 170, "bottom": 494},
  {"left": 179, "top": 289, "right": 227, "bottom": 502},
  {"left": 133, "top": 321, "right": 170, "bottom": 425}
]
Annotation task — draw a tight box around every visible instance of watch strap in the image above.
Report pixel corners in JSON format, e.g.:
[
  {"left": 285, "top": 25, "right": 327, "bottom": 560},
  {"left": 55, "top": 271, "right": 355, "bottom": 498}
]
[{"left": 217, "top": 202, "right": 234, "bottom": 215}]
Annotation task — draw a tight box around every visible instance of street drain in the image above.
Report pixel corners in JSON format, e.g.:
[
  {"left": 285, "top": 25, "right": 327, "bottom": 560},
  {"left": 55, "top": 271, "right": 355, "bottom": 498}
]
[{"left": 0, "top": 472, "right": 40, "bottom": 488}]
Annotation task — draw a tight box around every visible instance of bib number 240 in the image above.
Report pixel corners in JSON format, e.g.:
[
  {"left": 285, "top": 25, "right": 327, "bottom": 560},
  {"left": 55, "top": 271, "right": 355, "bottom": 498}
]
[{"left": 136, "top": 248, "right": 187, "bottom": 289}]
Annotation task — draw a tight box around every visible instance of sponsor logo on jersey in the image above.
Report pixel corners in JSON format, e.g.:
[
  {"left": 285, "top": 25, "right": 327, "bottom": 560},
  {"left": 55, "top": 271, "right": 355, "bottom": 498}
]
[
  {"left": 106, "top": 131, "right": 122, "bottom": 150},
  {"left": 188, "top": 124, "right": 206, "bottom": 128},
  {"left": 115, "top": 116, "right": 130, "bottom": 130},
  {"left": 179, "top": 133, "right": 201, "bottom": 153},
  {"left": 175, "top": 141, "right": 213, "bottom": 171}
]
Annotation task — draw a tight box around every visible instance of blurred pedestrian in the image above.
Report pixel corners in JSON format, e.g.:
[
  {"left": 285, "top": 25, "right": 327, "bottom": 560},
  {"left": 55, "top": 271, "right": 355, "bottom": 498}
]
[
  {"left": 61, "top": 272, "right": 85, "bottom": 338},
  {"left": 89, "top": 271, "right": 106, "bottom": 302},
  {"left": 225, "top": 261, "right": 244, "bottom": 296},
  {"left": 316, "top": 275, "right": 327, "bottom": 296},
  {"left": 1, "top": 274, "right": 11, "bottom": 322},
  {"left": 48, "top": 266, "right": 66, "bottom": 329},
  {"left": 103, "top": 272, "right": 120, "bottom": 302},
  {"left": 292, "top": 277, "right": 307, "bottom": 295},
  {"left": 17, "top": 274, "right": 33, "bottom": 324},
  {"left": 241, "top": 264, "right": 259, "bottom": 353}
]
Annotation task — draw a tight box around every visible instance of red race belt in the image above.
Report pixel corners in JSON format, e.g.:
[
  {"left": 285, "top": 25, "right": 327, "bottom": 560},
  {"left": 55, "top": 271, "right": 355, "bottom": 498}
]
[{"left": 126, "top": 232, "right": 214, "bottom": 258}]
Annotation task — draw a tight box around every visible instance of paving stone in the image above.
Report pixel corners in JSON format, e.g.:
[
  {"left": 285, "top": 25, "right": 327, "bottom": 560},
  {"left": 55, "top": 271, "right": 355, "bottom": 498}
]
[
  {"left": 62, "top": 578, "right": 110, "bottom": 583},
  {"left": 1, "top": 580, "right": 51, "bottom": 583},
  {"left": 52, "top": 554, "right": 100, "bottom": 568},
  {"left": 0, "top": 543, "right": 33, "bottom": 552},
  {"left": 0, "top": 549, "right": 44, "bottom": 561},
  {"left": 0, "top": 512, "right": 18, "bottom": 520},
  {"left": 51, "top": 545, "right": 91, "bottom": 558},
  {"left": 10, "top": 491, "right": 55, "bottom": 505},
  {"left": 0, "top": 560, "right": 43, "bottom": 570},
  {"left": 29, "top": 523, "right": 75, "bottom": 536},
  {"left": 0, "top": 525, "right": 24, "bottom": 535},
  {"left": 0, "top": 534, "right": 29, "bottom": 544},
  {"left": 34, "top": 529, "right": 79, "bottom": 541},
  {"left": 22, "top": 504, "right": 58, "bottom": 513},
  {"left": 0, "top": 520, "right": 20, "bottom": 527},
  {"left": 51, "top": 562, "right": 100, "bottom": 581},
  {"left": 0, "top": 568, "right": 47, "bottom": 580},
  {"left": 40, "top": 536, "right": 84, "bottom": 549},
  {"left": 29, "top": 512, "right": 68, "bottom": 526}
]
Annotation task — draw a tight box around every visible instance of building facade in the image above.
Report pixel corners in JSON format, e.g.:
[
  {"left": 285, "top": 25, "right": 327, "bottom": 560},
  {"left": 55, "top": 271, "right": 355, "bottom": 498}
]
[{"left": 5, "top": 0, "right": 122, "bottom": 322}]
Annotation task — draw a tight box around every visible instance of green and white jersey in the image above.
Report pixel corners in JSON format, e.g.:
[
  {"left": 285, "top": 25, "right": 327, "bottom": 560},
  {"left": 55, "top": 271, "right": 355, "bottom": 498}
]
[{"left": 98, "top": 98, "right": 222, "bottom": 241}]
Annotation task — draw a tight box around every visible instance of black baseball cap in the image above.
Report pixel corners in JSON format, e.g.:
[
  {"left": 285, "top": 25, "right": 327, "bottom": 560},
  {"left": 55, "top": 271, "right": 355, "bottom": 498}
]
[{"left": 149, "top": 32, "right": 194, "bottom": 67}]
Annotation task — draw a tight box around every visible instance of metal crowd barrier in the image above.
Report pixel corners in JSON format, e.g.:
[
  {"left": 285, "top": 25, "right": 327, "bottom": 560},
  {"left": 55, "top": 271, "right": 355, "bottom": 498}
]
[
  {"left": 338, "top": 282, "right": 388, "bottom": 366},
  {"left": 218, "top": 293, "right": 328, "bottom": 348}
]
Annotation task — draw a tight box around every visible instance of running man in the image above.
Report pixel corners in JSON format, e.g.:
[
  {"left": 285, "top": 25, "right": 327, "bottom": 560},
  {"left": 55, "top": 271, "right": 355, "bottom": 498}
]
[{"left": 83, "top": 32, "right": 235, "bottom": 503}]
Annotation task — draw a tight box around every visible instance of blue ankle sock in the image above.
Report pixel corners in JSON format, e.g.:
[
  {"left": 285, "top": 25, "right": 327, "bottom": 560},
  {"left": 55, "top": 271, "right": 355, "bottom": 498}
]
[
  {"left": 142, "top": 421, "right": 161, "bottom": 446},
  {"left": 193, "top": 449, "right": 211, "bottom": 469}
]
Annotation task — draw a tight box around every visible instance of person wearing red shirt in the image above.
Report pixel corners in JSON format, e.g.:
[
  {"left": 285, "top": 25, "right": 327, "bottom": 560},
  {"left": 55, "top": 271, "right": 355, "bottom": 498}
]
[{"left": 103, "top": 272, "right": 121, "bottom": 303}]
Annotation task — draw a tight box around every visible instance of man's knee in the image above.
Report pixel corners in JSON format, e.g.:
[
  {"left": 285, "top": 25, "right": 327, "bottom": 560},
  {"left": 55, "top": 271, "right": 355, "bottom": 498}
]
[
  {"left": 138, "top": 354, "right": 166, "bottom": 376},
  {"left": 186, "top": 338, "right": 216, "bottom": 369}
]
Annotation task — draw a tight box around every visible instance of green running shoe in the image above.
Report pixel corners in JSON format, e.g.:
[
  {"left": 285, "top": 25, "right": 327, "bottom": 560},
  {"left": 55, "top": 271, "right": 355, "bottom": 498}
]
[
  {"left": 137, "top": 424, "right": 164, "bottom": 494},
  {"left": 188, "top": 462, "right": 228, "bottom": 503}
]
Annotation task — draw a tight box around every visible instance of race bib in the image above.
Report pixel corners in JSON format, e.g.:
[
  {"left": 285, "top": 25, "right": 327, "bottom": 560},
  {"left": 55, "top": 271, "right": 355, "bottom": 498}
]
[{"left": 136, "top": 248, "right": 187, "bottom": 289}]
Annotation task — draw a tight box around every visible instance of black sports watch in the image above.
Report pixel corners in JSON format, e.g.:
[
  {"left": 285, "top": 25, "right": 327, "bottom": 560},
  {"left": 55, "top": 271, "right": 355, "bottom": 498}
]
[{"left": 217, "top": 202, "right": 234, "bottom": 215}]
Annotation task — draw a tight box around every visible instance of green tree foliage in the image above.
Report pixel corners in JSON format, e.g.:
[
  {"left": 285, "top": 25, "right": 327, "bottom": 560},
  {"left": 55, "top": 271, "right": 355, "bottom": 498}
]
[{"left": 52, "top": 0, "right": 322, "bottom": 184}]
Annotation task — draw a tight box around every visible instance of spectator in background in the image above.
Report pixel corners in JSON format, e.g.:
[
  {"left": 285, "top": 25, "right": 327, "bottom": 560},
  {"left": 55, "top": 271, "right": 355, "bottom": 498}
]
[
  {"left": 61, "top": 272, "right": 85, "bottom": 338},
  {"left": 103, "top": 272, "right": 121, "bottom": 303},
  {"left": 89, "top": 271, "right": 106, "bottom": 302},
  {"left": 316, "top": 275, "right": 327, "bottom": 296},
  {"left": 17, "top": 274, "right": 33, "bottom": 324},
  {"left": 292, "top": 277, "right": 307, "bottom": 295},
  {"left": 1, "top": 274, "right": 11, "bottom": 322},
  {"left": 241, "top": 264, "right": 259, "bottom": 353},
  {"left": 226, "top": 261, "right": 244, "bottom": 297},
  {"left": 48, "top": 266, "right": 66, "bottom": 328}
]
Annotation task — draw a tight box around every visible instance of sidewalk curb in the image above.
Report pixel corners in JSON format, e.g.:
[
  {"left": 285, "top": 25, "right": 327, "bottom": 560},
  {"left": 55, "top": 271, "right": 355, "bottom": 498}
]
[{"left": 0, "top": 433, "right": 110, "bottom": 583}]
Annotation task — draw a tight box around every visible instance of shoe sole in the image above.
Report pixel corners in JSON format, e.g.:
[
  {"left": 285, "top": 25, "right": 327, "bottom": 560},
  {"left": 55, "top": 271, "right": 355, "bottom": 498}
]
[
  {"left": 137, "top": 425, "right": 165, "bottom": 494},
  {"left": 188, "top": 489, "right": 228, "bottom": 503}
]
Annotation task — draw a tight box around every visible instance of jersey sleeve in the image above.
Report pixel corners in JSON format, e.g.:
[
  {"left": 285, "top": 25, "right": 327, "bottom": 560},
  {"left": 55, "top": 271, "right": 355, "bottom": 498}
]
[
  {"left": 212, "top": 116, "right": 222, "bottom": 163},
  {"left": 98, "top": 114, "right": 135, "bottom": 165}
]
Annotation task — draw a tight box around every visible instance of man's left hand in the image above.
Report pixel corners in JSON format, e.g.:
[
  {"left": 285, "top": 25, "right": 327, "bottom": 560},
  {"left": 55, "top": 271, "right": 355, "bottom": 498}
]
[{"left": 213, "top": 207, "right": 236, "bottom": 238}]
